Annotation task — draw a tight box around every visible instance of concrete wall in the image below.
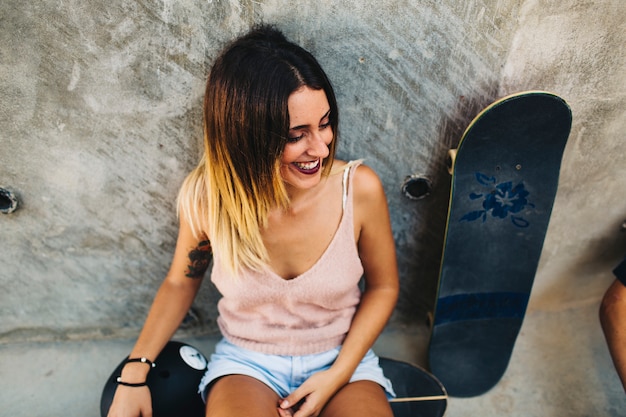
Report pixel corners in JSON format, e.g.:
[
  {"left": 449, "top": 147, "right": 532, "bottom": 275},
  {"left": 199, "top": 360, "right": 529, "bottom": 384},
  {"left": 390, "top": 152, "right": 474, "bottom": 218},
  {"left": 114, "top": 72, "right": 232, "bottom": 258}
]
[
  {"left": 499, "top": 0, "right": 626, "bottom": 311},
  {"left": 1, "top": 0, "right": 624, "bottom": 346}
]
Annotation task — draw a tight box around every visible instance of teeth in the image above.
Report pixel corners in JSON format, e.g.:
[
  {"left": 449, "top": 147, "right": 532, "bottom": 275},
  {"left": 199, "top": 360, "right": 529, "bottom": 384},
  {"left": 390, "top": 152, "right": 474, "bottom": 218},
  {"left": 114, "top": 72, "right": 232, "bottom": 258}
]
[{"left": 294, "top": 160, "right": 320, "bottom": 170}]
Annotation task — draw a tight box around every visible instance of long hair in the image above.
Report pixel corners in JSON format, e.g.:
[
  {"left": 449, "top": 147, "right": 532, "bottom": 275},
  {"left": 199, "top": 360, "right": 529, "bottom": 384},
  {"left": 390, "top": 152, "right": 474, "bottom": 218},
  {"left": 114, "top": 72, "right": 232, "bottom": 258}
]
[{"left": 178, "top": 25, "right": 339, "bottom": 276}]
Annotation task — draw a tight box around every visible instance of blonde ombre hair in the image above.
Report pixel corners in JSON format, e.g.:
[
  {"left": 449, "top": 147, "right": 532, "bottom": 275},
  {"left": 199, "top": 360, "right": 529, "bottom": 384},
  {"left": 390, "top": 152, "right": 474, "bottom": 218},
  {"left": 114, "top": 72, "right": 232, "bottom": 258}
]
[{"left": 177, "top": 25, "right": 339, "bottom": 277}]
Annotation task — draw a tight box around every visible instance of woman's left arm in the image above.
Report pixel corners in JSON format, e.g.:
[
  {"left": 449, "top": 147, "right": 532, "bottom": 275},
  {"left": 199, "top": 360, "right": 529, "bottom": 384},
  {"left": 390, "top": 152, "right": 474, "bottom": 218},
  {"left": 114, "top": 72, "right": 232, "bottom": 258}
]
[
  {"left": 331, "top": 163, "right": 400, "bottom": 381},
  {"left": 279, "top": 165, "right": 399, "bottom": 417}
]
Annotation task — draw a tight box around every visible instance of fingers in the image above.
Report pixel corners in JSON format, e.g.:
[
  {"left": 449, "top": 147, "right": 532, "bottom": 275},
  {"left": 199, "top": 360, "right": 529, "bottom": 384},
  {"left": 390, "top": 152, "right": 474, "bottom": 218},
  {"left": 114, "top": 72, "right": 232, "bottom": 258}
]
[
  {"left": 279, "top": 397, "right": 322, "bottom": 417},
  {"left": 279, "top": 389, "right": 305, "bottom": 412},
  {"left": 279, "top": 396, "right": 311, "bottom": 417},
  {"left": 293, "top": 402, "right": 319, "bottom": 417},
  {"left": 277, "top": 405, "right": 294, "bottom": 417}
]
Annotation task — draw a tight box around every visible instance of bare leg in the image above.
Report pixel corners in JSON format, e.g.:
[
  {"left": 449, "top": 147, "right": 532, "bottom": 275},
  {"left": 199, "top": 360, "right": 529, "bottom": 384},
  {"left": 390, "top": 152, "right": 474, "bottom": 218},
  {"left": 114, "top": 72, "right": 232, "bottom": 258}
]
[
  {"left": 205, "top": 375, "right": 281, "bottom": 417},
  {"left": 321, "top": 381, "right": 393, "bottom": 417}
]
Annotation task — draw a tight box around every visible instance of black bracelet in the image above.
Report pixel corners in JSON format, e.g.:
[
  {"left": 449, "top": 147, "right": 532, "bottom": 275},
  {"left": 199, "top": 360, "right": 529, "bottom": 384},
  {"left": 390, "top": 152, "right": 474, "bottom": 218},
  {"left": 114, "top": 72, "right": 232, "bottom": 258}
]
[
  {"left": 116, "top": 377, "right": 148, "bottom": 387},
  {"left": 124, "top": 357, "right": 156, "bottom": 368}
]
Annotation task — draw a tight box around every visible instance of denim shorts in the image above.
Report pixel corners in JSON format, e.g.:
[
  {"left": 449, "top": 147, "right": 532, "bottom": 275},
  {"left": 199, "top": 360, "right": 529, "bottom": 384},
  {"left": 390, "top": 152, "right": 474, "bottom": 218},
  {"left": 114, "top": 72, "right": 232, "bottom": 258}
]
[{"left": 199, "top": 338, "right": 395, "bottom": 402}]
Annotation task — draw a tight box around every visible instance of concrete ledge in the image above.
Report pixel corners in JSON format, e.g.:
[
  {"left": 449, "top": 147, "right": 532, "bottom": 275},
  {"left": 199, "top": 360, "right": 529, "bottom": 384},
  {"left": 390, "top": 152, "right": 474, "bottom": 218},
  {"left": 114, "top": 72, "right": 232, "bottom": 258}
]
[{"left": 1, "top": 312, "right": 623, "bottom": 417}]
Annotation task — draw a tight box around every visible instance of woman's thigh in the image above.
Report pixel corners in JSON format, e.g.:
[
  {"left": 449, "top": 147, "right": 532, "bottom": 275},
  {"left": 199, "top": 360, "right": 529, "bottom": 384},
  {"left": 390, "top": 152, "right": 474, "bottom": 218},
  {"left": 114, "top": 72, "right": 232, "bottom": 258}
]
[
  {"left": 205, "top": 375, "right": 281, "bottom": 417},
  {"left": 321, "top": 381, "right": 393, "bottom": 417}
]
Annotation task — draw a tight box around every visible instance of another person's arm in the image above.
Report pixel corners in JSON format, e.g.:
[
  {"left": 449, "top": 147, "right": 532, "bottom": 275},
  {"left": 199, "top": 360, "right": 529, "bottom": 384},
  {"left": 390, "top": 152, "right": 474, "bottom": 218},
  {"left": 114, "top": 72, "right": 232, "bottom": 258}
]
[{"left": 600, "top": 268, "right": 626, "bottom": 391}]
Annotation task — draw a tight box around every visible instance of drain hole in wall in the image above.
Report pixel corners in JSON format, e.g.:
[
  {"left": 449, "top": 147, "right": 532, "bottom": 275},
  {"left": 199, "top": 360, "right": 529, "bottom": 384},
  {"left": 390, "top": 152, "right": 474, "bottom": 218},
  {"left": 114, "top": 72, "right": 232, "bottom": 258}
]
[
  {"left": 0, "top": 188, "right": 18, "bottom": 214},
  {"left": 402, "top": 175, "right": 432, "bottom": 200}
]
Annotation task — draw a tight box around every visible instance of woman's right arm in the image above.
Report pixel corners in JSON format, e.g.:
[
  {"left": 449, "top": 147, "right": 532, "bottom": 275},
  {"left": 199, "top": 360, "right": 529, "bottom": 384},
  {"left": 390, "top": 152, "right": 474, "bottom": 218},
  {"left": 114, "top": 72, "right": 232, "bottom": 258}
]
[{"left": 107, "top": 214, "right": 212, "bottom": 417}]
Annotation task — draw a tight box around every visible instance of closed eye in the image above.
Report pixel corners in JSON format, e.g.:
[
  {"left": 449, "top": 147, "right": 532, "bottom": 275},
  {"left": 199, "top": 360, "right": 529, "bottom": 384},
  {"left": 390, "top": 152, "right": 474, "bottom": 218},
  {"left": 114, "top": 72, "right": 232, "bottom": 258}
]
[
  {"left": 287, "top": 110, "right": 332, "bottom": 143},
  {"left": 287, "top": 134, "right": 304, "bottom": 143}
]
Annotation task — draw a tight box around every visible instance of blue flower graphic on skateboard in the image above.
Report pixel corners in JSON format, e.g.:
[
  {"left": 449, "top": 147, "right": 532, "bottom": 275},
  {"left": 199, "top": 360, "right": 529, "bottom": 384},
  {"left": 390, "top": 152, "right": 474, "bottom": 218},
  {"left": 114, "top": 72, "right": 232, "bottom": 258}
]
[{"left": 460, "top": 172, "right": 534, "bottom": 228}]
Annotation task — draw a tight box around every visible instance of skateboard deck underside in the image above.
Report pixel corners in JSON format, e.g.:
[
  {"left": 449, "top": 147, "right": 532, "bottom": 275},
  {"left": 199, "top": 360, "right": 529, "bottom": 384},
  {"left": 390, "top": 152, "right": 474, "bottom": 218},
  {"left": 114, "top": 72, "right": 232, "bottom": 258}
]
[
  {"left": 428, "top": 92, "right": 572, "bottom": 397},
  {"left": 380, "top": 357, "right": 447, "bottom": 417}
]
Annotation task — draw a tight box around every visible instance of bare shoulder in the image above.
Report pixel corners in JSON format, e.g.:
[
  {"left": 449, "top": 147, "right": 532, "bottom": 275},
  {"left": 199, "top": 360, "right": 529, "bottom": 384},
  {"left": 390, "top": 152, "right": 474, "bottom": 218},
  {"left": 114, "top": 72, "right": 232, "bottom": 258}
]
[
  {"left": 351, "top": 163, "right": 390, "bottom": 237},
  {"left": 352, "top": 163, "right": 386, "bottom": 202}
]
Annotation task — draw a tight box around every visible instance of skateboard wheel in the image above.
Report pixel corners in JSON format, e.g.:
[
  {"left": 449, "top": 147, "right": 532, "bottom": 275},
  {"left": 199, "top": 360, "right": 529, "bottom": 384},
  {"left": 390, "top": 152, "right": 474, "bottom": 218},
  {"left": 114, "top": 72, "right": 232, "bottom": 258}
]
[
  {"left": 446, "top": 149, "right": 457, "bottom": 175},
  {"left": 0, "top": 187, "right": 18, "bottom": 214},
  {"left": 402, "top": 175, "right": 432, "bottom": 200}
]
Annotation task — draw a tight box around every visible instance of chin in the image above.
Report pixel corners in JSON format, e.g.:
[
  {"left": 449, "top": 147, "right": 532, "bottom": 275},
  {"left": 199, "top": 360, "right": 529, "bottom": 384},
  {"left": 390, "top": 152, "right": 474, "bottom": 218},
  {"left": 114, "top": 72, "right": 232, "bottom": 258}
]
[{"left": 282, "top": 167, "right": 323, "bottom": 190}]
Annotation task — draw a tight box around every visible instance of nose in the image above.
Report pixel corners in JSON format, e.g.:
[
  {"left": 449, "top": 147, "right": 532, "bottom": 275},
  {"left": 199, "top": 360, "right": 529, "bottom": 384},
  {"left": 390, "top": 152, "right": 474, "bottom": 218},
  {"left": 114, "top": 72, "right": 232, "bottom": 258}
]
[{"left": 307, "top": 130, "right": 330, "bottom": 158}]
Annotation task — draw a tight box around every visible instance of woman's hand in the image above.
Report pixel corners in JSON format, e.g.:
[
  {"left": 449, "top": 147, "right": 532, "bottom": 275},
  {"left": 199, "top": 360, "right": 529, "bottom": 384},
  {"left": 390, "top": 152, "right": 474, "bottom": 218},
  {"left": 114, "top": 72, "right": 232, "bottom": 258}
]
[
  {"left": 107, "top": 386, "right": 152, "bottom": 417},
  {"left": 277, "top": 369, "right": 346, "bottom": 417}
]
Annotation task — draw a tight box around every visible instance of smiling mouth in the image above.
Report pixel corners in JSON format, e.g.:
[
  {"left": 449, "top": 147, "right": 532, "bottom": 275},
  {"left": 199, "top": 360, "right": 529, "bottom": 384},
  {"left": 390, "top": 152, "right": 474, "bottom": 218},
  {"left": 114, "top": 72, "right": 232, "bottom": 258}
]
[{"left": 292, "top": 159, "right": 321, "bottom": 174}]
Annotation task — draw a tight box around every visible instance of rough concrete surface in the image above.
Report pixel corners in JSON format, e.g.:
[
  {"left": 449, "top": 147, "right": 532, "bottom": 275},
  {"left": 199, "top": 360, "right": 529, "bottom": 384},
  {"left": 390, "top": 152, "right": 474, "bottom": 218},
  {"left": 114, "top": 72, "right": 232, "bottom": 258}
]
[
  {"left": 1, "top": 0, "right": 625, "bottom": 415},
  {"left": 1, "top": 0, "right": 526, "bottom": 336}
]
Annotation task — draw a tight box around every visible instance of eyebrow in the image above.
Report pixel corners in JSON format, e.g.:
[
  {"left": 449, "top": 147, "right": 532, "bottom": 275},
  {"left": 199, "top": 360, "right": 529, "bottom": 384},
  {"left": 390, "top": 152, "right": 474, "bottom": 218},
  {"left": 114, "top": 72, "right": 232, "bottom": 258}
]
[{"left": 289, "top": 109, "right": 331, "bottom": 131}]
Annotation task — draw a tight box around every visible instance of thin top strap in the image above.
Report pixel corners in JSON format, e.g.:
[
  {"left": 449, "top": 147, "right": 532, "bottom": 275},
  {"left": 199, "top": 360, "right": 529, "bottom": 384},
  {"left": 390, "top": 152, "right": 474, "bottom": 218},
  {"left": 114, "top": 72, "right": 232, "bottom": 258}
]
[
  {"left": 342, "top": 166, "right": 350, "bottom": 210},
  {"left": 340, "top": 159, "right": 363, "bottom": 210}
]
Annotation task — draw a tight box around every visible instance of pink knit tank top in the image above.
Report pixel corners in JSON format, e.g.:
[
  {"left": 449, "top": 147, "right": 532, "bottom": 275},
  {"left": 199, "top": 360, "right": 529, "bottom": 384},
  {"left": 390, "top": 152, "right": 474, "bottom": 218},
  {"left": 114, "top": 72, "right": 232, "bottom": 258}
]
[{"left": 210, "top": 162, "right": 364, "bottom": 356}]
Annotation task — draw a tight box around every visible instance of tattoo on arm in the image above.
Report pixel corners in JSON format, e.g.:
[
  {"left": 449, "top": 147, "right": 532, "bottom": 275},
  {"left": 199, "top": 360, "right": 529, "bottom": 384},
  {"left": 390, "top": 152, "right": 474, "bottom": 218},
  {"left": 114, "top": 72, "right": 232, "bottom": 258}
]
[{"left": 185, "top": 240, "right": 212, "bottom": 279}]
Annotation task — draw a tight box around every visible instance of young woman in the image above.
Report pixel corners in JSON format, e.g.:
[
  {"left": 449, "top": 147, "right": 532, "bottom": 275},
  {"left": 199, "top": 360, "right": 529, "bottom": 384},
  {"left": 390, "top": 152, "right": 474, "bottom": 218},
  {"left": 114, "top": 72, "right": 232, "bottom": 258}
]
[{"left": 107, "top": 25, "right": 399, "bottom": 417}]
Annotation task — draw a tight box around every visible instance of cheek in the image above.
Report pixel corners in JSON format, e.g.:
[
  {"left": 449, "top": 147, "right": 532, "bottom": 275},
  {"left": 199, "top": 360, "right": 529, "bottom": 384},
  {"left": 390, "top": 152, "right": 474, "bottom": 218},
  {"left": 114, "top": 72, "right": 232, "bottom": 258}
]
[
  {"left": 324, "top": 128, "right": 334, "bottom": 145},
  {"left": 280, "top": 144, "right": 300, "bottom": 164}
]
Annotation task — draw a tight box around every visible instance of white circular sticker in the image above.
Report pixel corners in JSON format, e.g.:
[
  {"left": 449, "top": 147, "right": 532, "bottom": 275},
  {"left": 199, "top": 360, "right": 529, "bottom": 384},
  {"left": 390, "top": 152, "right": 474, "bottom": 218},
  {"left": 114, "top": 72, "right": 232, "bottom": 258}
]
[{"left": 179, "top": 345, "right": 208, "bottom": 370}]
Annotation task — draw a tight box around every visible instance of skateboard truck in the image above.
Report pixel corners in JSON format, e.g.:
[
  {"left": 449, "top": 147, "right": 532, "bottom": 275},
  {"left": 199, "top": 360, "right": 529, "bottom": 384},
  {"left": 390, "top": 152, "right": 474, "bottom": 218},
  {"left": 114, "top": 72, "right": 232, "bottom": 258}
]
[{"left": 446, "top": 149, "right": 457, "bottom": 174}]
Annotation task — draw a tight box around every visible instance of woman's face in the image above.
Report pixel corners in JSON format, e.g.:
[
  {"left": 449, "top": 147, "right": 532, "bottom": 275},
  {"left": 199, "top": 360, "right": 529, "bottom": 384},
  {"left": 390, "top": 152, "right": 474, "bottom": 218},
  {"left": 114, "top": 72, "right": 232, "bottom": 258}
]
[{"left": 280, "top": 86, "right": 333, "bottom": 191}]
